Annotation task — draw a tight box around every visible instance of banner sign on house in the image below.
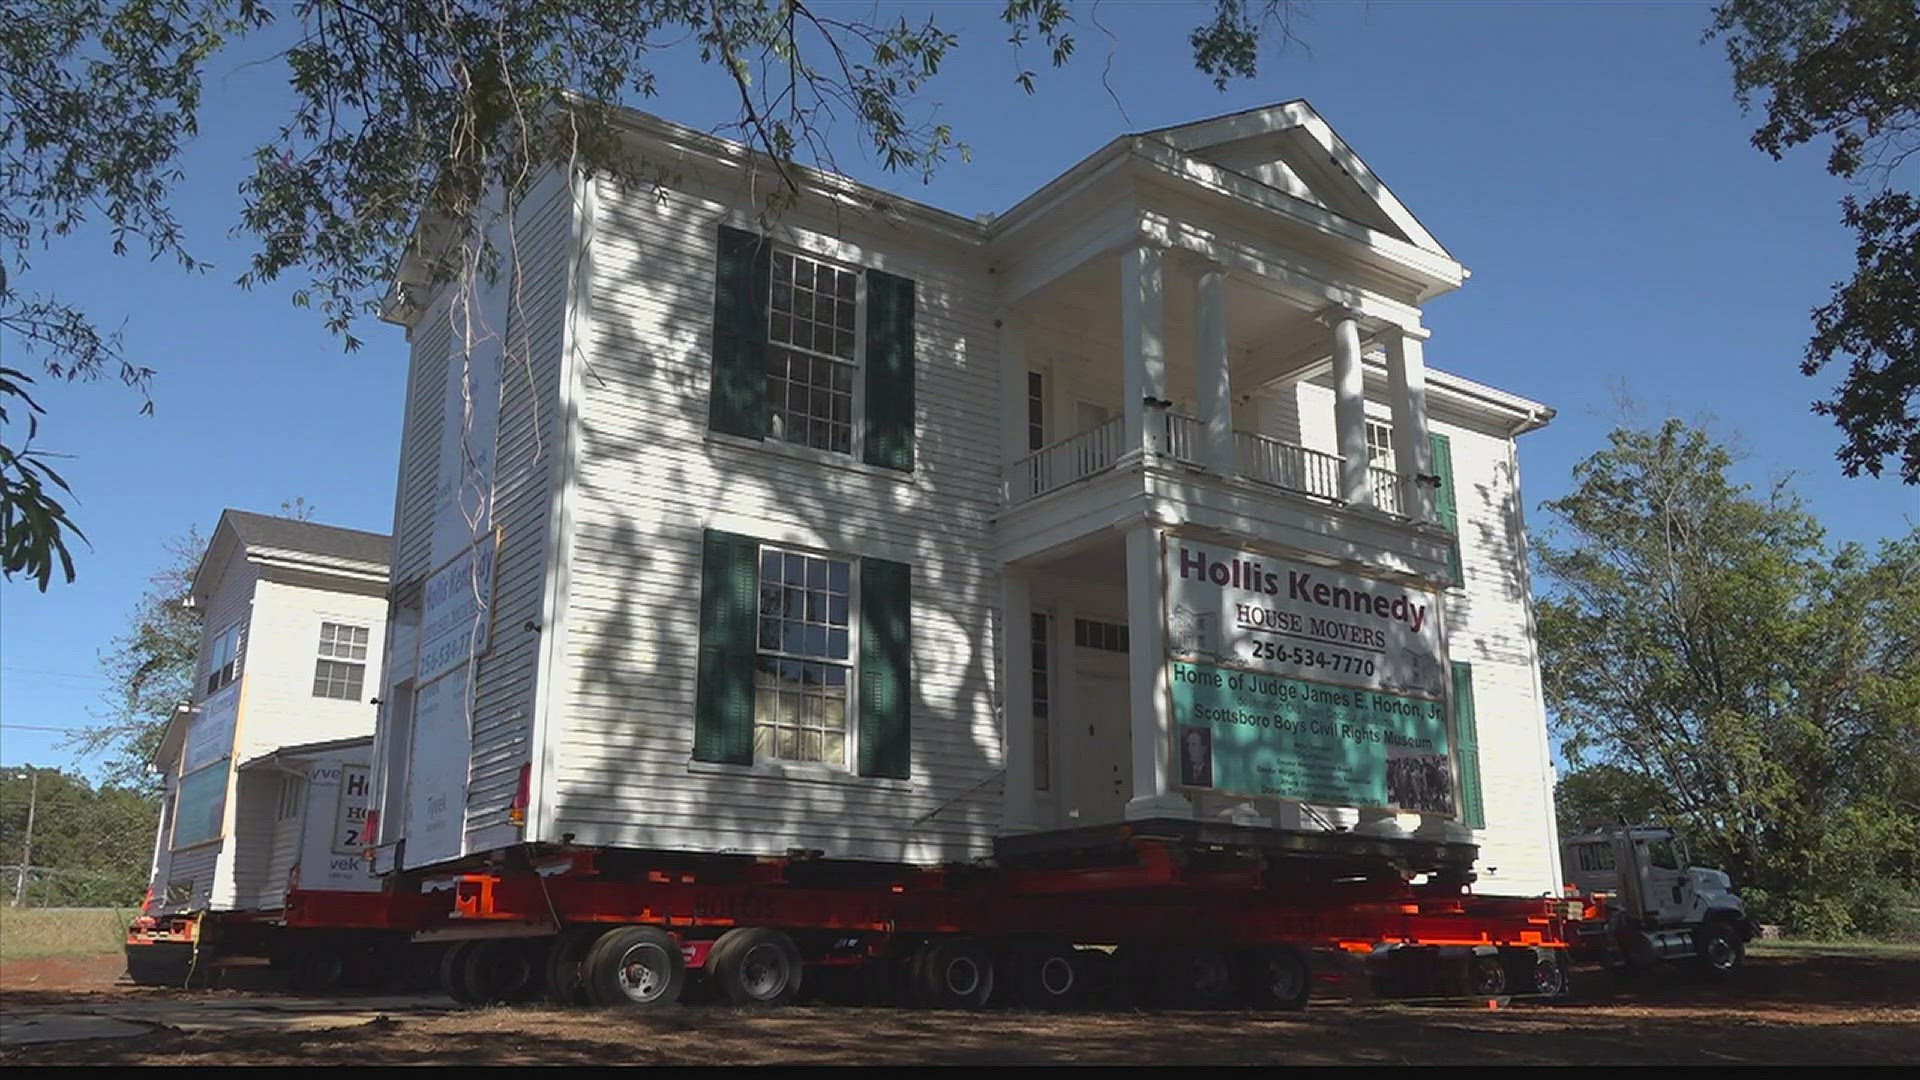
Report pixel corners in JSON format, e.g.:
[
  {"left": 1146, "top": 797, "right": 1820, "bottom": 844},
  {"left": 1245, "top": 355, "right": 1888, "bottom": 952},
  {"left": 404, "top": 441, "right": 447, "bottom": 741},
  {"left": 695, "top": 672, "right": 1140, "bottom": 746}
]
[
  {"left": 417, "top": 533, "right": 499, "bottom": 685},
  {"left": 1163, "top": 538, "right": 1456, "bottom": 813}
]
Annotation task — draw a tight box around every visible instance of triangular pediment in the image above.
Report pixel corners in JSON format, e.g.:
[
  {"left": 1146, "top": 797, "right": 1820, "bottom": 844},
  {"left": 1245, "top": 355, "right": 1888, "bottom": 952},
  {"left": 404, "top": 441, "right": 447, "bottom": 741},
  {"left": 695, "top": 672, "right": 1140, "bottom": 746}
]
[{"left": 1145, "top": 101, "right": 1451, "bottom": 260}]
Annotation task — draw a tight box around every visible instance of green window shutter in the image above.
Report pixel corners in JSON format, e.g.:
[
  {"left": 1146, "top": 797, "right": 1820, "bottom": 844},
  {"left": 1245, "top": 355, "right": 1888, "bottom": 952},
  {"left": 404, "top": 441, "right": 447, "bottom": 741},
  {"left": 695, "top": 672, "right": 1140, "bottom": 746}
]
[
  {"left": 708, "top": 225, "right": 771, "bottom": 439},
  {"left": 858, "top": 557, "right": 912, "bottom": 778},
  {"left": 1429, "top": 431, "right": 1463, "bottom": 586},
  {"left": 1451, "top": 660, "right": 1485, "bottom": 829},
  {"left": 863, "top": 270, "right": 916, "bottom": 471},
  {"left": 694, "top": 529, "right": 761, "bottom": 765}
]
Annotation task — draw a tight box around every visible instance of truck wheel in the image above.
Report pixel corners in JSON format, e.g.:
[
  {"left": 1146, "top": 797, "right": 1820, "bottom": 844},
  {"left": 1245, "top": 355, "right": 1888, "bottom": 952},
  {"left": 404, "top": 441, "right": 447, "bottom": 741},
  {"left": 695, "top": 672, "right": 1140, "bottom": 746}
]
[
  {"left": 439, "top": 941, "right": 479, "bottom": 1005},
  {"left": 544, "top": 928, "right": 603, "bottom": 1006},
  {"left": 583, "top": 926, "right": 685, "bottom": 1009},
  {"left": 402, "top": 944, "right": 447, "bottom": 993},
  {"left": 1242, "top": 946, "right": 1311, "bottom": 1011},
  {"left": 1468, "top": 953, "right": 1509, "bottom": 1000},
  {"left": 1694, "top": 921, "right": 1744, "bottom": 979},
  {"left": 1168, "top": 946, "right": 1238, "bottom": 1009},
  {"left": 1505, "top": 949, "right": 1567, "bottom": 1000},
  {"left": 1009, "top": 941, "right": 1088, "bottom": 1009},
  {"left": 707, "top": 928, "right": 803, "bottom": 1008},
  {"left": 913, "top": 940, "right": 995, "bottom": 1009},
  {"left": 462, "top": 938, "right": 543, "bottom": 1004}
]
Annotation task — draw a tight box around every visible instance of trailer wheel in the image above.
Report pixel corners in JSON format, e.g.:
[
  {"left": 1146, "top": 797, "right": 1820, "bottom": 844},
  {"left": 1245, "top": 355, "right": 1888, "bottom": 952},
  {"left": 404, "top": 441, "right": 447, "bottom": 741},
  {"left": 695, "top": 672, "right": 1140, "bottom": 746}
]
[
  {"left": 707, "top": 928, "right": 803, "bottom": 1008},
  {"left": 912, "top": 940, "right": 995, "bottom": 1009},
  {"left": 1242, "top": 946, "right": 1312, "bottom": 1011},
  {"left": 1468, "top": 953, "right": 1509, "bottom": 999},
  {"left": 1503, "top": 948, "right": 1567, "bottom": 1000},
  {"left": 439, "top": 941, "right": 479, "bottom": 1005},
  {"left": 1009, "top": 941, "right": 1088, "bottom": 1009},
  {"left": 1694, "top": 921, "right": 1744, "bottom": 980},
  {"left": 583, "top": 926, "right": 685, "bottom": 1009},
  {"left": 462, "top": 938, "right": 543, "bottom": 1004},
  {"left": 1167, "top": 946, "right": 1239, "bottom": 1009},
  {"left": 544, "top": 928, "right": 604, "bottom": 1006},
  {"left": 401, "top": 944, "right": 447, "bottom": 993},
  {"left": 291, "top": 948, "right": 349, "bottom": 992}
]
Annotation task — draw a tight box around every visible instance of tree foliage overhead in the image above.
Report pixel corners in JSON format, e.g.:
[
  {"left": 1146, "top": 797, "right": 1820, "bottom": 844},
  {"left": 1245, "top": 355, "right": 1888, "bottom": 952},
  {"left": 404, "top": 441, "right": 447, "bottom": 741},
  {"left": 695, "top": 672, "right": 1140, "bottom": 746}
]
[
  {"left": 1, "top": 0, "right": 1308, "bottom": 588},
  {"left": 1711, "top": 0, "right": 1920, "bottom": 484},
  {"left": 1537, "top": 417, "right": 1920, "bottom": 937}
]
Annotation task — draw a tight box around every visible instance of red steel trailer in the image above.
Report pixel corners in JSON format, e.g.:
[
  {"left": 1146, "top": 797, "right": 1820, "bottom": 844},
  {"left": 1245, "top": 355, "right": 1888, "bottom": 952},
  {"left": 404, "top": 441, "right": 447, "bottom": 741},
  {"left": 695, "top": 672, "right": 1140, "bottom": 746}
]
[{"left": 129, "top": 819, "right": 1578, "bottom": 1009}]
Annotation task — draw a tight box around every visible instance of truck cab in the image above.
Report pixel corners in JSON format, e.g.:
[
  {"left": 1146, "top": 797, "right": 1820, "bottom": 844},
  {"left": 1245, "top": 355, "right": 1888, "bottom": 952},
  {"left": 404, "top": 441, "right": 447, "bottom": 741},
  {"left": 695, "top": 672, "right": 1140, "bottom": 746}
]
[{"left": 1562, "top": 825, "right": 1756, "bottom": 976}]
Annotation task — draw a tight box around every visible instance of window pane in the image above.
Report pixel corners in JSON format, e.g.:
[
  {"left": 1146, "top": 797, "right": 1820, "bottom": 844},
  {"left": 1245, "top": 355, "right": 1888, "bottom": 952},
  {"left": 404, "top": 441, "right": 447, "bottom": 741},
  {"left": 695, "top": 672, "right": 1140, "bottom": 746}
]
[
  {"left": 761, "top": 549, "right": 782, "bottom": 582},
  {"left": 828, "top": 628, "right": 849, "bottom": 660},
  {"left": 829, "top": 562, "right": 849, "bottom": 593}
]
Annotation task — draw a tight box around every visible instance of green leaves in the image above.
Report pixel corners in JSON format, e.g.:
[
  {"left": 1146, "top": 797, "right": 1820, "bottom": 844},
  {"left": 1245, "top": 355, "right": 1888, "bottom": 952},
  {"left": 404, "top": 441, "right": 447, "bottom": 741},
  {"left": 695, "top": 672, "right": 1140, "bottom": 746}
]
[
  {"left": 1710, "top": 0, "right": 1920, "bottom": 484},
  {"left": 1536, "top": 417, "right": 1920, "bottom": 936},
  {"left": 0, "top": 368, "right": 86, "bottom": 591}
]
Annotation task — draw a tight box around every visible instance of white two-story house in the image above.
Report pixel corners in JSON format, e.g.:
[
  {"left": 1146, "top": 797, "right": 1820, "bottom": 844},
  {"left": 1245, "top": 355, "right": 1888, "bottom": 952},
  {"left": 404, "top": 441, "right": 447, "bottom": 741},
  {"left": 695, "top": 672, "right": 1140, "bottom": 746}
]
[
  {"left": 369, "top": 100, "right": 1564, "bottom": 895},
  {"left": 145, "top": 510, "right": 390, "bottom": 915}
]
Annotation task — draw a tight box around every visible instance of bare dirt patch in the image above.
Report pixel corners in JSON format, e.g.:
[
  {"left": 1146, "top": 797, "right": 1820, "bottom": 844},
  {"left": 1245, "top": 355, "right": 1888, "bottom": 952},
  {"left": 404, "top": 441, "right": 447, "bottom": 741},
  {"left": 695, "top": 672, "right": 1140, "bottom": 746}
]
[{"left": 2, "top": 954, "right": 1913, "bottom": 1065}]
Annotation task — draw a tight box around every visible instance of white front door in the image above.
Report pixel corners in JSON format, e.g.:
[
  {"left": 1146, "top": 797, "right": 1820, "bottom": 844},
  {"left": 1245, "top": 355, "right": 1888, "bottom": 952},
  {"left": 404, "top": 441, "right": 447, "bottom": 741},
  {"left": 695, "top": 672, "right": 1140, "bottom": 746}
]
[{"left": 1068, "top": 653, "right": 1132, "bottom": 826}]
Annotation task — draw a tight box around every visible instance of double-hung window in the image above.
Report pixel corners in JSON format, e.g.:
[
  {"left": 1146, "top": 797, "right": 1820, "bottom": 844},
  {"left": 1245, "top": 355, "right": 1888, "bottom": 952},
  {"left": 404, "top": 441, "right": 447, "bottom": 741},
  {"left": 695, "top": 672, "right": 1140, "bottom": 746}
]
[
  {"left": 754, "top": 546, "right": 854, "bottom": 766},
  {"left": 766, "top": 250, "right": 861, "bottom": 455},
  {"left": 206, "top": 622, "right": 241, "bottom": 695},
  {"left": 313, "top": 622, "right": 370, "bottom": 700}
]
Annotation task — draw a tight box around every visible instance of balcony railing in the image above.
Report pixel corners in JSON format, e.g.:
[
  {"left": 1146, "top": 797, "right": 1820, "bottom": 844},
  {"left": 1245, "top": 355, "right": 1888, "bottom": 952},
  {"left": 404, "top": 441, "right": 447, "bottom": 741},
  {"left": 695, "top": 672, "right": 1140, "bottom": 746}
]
[
  {"left": 1005, "top": 414, "right": 1127, "bottom": 504},
  {"left": 1005, "top": 411, "right": 1423, "bottom": 522},
  {"left": 1368, "top": 466, "right": 1404, "bottom": 517},
  {"left": 1235, "top": 431, "right": 1343, "bottom": 503}
]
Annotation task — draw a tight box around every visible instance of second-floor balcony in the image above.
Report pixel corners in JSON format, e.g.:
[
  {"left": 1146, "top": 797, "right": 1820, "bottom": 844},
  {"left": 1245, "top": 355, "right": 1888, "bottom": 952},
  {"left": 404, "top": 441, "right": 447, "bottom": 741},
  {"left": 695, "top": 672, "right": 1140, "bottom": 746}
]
[{"left": 1006, "top": 410, "right": 1408, "bottom": 519}]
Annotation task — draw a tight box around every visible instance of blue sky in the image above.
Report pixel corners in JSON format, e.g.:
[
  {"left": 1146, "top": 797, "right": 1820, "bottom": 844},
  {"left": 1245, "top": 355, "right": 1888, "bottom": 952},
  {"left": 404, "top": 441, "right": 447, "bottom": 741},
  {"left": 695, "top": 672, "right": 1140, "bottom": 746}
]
[{"left": 3, "top": 1, "right": 1915, "bottom": 776}]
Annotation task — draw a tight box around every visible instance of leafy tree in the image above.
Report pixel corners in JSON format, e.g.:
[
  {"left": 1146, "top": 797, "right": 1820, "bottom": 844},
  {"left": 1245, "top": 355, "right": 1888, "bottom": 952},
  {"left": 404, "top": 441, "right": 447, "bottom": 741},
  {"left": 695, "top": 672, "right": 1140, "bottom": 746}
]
[
  {"left": 74, "top": 529, "right": 204, "bottom": 796},
  {"left": 1711, "top": 0, "right": 1920, "bottom": 483},
  {"left": 1554, "top": 764, "right": 1676, "bottom": 836},
  {"left": 1, "top": 1, "right": 1307, "bottom": 587},
  {"left": 0, "top": 766, "right": 157, "bottom": 907},
  {"left": 1536, "top": 418, "right": 1920, "bottom": 937}
]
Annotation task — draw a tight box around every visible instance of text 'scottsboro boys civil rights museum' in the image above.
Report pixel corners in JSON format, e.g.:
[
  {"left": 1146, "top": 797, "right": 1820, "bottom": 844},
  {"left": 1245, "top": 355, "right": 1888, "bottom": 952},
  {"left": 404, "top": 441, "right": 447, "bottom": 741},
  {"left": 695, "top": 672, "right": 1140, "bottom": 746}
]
[{"left": 367, "top": 99, "right": 1565, "bottom": 895}]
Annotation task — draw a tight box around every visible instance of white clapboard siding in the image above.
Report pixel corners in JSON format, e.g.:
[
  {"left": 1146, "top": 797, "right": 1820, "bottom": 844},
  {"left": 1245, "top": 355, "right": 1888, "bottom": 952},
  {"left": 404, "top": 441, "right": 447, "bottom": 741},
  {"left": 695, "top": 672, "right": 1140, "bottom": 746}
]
[
  {"left": 459, "top": 173, "right": 572, "bottom": 846},
  {"left": 223, "top": 772, "right": 280, "bottom": 909},
  {"left": 1295, "top": 379, "right": 1560, "bottom": 893},
  {"left": 537, "top": 176, "right": 1003, "bottom": 864}
]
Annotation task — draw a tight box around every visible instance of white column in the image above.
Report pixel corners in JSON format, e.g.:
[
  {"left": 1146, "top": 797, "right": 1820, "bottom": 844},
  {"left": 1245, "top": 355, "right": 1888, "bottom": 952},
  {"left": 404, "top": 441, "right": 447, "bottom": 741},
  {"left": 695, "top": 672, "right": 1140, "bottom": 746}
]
[
  {"left": 999, "top": 317, "right": 1029, "bottom": 500},
  {"left": 1123, "top": 523, "right": 1189, "bottom": 820},
  {"left": 1000, "top": 570, "right": 1036, "bottom": 832},
  {"left": 1121, "top": 243, "right": 1166, "bottom": 456},
  {"left": 1331, "top": 312, "right": 1372, "bottom": 507},
  {"left": 1386, "top": 328, "right": 1436, "bottom": 522},
  {"left": 1195, "top": 264, "right": 1234, "bottom": 475}
]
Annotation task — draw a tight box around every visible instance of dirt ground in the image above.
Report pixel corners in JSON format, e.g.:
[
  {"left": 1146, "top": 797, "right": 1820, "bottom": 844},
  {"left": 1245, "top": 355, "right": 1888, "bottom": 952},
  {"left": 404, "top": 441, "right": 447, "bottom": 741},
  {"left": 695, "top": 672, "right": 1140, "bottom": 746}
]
[{"left": 2, "top": 951, "right": 1914, "bottom": 1065}]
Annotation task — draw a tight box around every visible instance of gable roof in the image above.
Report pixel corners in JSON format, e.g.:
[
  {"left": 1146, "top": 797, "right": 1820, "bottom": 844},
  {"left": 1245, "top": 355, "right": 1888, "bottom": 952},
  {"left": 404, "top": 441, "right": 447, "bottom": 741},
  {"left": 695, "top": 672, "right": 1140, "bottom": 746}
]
[
  {"left": 190, "top": 509, "right": 391, "bottom": 602},
  {"left": 1140, "top": 101, "right": 1453, "bottom": 261}
]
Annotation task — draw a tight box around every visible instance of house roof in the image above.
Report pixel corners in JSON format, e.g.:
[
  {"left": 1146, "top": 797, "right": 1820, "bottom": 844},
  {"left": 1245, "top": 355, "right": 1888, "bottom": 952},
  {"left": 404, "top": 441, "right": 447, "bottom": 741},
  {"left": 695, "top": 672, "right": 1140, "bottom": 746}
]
[
  {"left": 190, "top": 509, "right": 391, "bottom": 602},
  {"left": 238, "top": 735, "right": 375, "bottom": 772}
]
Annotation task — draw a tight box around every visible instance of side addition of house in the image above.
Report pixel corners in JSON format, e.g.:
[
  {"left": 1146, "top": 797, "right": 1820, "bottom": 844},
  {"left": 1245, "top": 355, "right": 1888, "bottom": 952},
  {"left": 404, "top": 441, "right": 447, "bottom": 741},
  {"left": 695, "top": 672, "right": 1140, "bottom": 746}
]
[{"left": 145, "top": 510, "right": 391, "bottom": 915}]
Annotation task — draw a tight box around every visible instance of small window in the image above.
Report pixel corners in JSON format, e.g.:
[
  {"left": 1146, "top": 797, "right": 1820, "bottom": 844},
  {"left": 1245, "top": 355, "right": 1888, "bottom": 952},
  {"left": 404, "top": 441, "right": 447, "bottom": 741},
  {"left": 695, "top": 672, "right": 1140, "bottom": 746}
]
[
  {"left": 1577, "top": 843, "right": 1616, "bottom": 872},
  {"left": 1073, "top": 618, "right": 1129, "bottom": 654},
  {"left": 172, "top": 760, "right": 230, "bottom": 848},
  {"left": 754, "top": 546, "right": 855, "bottom": 766},
  {"left": 1030, "top": 613, "right": 1052, "bottom": 792},
  {"left": 206, "top": 622, "right": 242, "bottom": 695},
  {"left": 276, "top": 775, "right": 307, "bottom": 821},
  {"left": 1027, "top": 372, "right": 1048, "bottom": 451},
  {"left": 767, "top": 249, "right": 861, "bottom": 455},
  {"left": 1366, "top": 419, "right": 1395, "bottom": 468},
  {"left": 1646, "top": 838, "right": 1680, "bottom": 870},
  {"left": 313, "top": 622, "right": 369, "bottom": 700}
]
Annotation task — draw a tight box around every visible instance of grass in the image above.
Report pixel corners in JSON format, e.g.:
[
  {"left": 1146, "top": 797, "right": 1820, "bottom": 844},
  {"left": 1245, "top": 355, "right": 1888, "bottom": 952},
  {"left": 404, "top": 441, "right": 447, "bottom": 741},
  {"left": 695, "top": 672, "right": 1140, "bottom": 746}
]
[
  {"left": 1749, "top": 937, "right": 1920, "bottom": 959},
  {"left": 0, "top": 906, "right": 133, "bottom": 960}
]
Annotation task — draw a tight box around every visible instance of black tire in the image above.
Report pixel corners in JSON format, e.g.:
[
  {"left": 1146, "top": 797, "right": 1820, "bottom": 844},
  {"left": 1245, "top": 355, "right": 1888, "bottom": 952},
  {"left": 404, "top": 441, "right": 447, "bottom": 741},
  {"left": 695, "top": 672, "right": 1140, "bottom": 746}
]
[
  {"left": 1468, "top": 953, "right": 1509, "bottom": 1000},
  {"left": 1163, "top": 946, "right": 1238, "bottom": 1009},
  {"left": 913, "top": 940, "right": 996, "bottom": 1009},
  {"left": 1694, "top": 920, "right": 1744, "bottom": 980},
  {"left": 462, "top": 938, "right": 543, "bottom": 1004},
  {"left": 1009, "top": 941, "right": 1090, "bottom": 1010},
  {"left": 291, "top": 948, "right": 350, "bottom": 992},
  {"left": 1242, "top": 946, "right": 1312, "bottom": 1011},
  {"left": 582, "top": 926, "right": 686, "bottom": 1009},
  {"left": 439, "top": 941, "right": 478, "bottom": 1005},
  {"left": 1504, "top": 948, "right": 1567, "bottom": 1000},
  {"left": 544, "top": 928, "right": 604, "bottom": 1006},
  {"left": 707, "top": 928, "right": 804, "bottom": 1008},
  {"left": 402, "top": 944, "right": 448, "bottom": 993}
]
